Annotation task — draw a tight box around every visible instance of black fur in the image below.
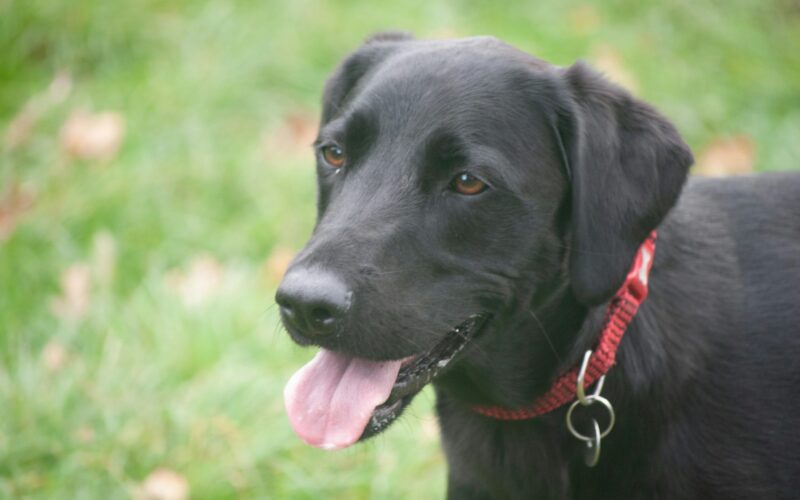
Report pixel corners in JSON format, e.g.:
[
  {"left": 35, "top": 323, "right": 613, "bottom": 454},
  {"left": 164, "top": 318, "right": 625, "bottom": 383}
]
[{"left": 279, "top": 34, "right": 800, "bottom": 499}]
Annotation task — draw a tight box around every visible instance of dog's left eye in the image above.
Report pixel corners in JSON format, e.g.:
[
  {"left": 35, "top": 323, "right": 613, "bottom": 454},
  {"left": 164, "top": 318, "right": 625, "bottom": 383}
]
[
  {"left": 320, "top": 145, "right": 346, "bottom": 169},
  {"left": 451, "top": 172, "right": 488, "bottom": 195}
]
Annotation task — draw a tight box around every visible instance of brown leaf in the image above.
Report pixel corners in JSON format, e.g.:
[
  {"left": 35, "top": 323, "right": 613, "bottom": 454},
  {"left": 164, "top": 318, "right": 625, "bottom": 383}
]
[
  {"left": 263, "top": 246, "right": 295, "bottom": 285},
  {"left": 3, "top": 71, "right": 72, "bottom": 151},
  {"left": 73, "top": 425, "right": 95, "bottom": 443},
  {"left": 591, "top": 44, "right": 639, "bottom": 93},
  {"left": 59, "top": 109, "right": 125, "bottom": 162},
  {"left": 138, "top": 468, "right": 189, "bottom": 500},
  {"left": 695, "top": 135, "right": 756, "bottom": 176},
  {"left": 263, "top": 111, "right": 317, "bottom": 161},
  {"left": 166, "top": 255, "right": 225, "bottom": 308},
  {"left": 4, "top": 111, "right": 37, "bottom": 152},
  {"left": 91, "top": 231, "right": 117, "bottom": 287},
  {"left": 0, "top": 184, "right": 36, "bottom": 241},
  {"left": 41, "top": 340, "right": 69, "bottom": 373},
  {"left": 569, "top": 4, "right": 601, "bottom": 35},
  {"left": 50, "top": 263, "right": 91, "bottom": 320},
  {"left": 418, "top": 413, "right": 440, "bottom": 443},
  {"left": 49, "top": 72, "right": 73, "bottom": 103}
]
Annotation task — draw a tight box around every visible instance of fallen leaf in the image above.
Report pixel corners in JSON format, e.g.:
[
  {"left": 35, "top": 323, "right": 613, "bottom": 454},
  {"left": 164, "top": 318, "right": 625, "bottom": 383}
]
[
  {"left": 73, "top": 425, "right": 95, "bottom": 443},
  {"left": 48, "top": 71, "right": 73, "bottom": 103},
  {"left": 591, "top": 44, "right": 639, "bottom": 93},
  {"left": 50, "top": 263, "right": 91, "bottom": 320},
  {"left": 212, "top": 415, "right": 243, "bottom": 444},
  {"left": 91, "top": 230, "right": 117, "bottom": 288},
  {"left": 419, "top": 413, "right": 440, "bottom": 442},
  {"left": 569, "top": 4, "right": 601, "bottom": 35},
  {"left": 263, "top": 246, "right": 295, "bottom": 285},
  {"left": 138, "top": 468, "right": 189, "bottom": 500},
  {"left": 16, "top": 472, "right": 45, "bottom": 492},
  {"left": 263, "top": 111, "right": 317, "bottom": 161},
  {"left": 60, "top": 109, "right": 125, "bottom": 162},
  {"left": 41, "top": 340, "right": 69, "bottom": 373},
  {"left": 0, "top": 184, "right": 36, "bottom": 241},
  {"left": 225, "top": 468, "right": 248, "bottom": 491},
  {"left": 4, "top": 110, "right": 37, "bottom": 152},
  {"left": 695, "top": 135, "right": 756, "bottom": 176},
  {"left": 3, "top": 71, "right": 72, "bottom": 151},
  {"left": 166, "top": 255, "right": 224, "bottom": 308}
]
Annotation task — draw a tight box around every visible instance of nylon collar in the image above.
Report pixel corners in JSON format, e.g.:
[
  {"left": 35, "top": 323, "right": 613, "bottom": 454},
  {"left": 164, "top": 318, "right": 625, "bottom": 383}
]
[{"left": 473, "top": 232, "right": 657, "bottom": 420}]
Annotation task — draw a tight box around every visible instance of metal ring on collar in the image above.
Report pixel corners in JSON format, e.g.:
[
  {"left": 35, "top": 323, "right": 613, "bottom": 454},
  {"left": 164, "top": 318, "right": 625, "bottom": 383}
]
[
  {"left": 566, "top": 394, "right": 616, "bottom": 441},
  {"left": 584, "top": 419, "right": 602, "bottom": 467},
  {"left": 576, "top": 350, "right": 606, "bottom": 405}
]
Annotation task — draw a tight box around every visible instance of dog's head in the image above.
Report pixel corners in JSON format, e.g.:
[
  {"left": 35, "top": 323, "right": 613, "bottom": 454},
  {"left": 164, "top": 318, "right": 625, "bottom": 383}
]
[{"left": 278, "top": 34, "right": 692, "bottom": 449}]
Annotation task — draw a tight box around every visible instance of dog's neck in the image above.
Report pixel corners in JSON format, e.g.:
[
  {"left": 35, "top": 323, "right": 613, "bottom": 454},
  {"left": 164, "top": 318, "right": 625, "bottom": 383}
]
[
  {"left": 431, "top": 272, "right": 664, "bottom": 497},
  {"left": 433, "top": 214, "right": 749, "bottom": 497},
  {"left": 436, "top": 232, "right": 667, "bottom": 413},
  {"left": 432, "top": 285, "right": 615, "bottom": 496},
  {"left": 434, "top": 279, "right": 597, "bottom": 409}
]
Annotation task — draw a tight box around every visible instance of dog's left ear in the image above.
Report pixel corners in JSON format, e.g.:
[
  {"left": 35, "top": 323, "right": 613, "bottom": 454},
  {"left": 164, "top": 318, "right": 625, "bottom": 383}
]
[
  {"left": 558, "top": 61, "right": 693, "bottom": 305},
  {"left": 321, "top": 32, "right": 413, "bottom": 124}
]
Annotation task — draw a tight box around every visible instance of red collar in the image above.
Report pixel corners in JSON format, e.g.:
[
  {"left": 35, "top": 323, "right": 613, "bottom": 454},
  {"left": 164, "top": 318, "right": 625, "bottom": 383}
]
[{"left": 473, "top": 232, "right": 657, "bottom": 420}]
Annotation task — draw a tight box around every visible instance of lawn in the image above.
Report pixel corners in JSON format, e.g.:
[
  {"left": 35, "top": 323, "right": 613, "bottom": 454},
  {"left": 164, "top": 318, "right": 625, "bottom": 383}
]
[{"left": 1, "top": 0, "right": 799, "bottom": 498}]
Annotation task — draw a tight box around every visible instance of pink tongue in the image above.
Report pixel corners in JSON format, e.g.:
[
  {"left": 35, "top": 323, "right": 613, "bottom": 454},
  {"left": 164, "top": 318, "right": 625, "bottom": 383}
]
[{"left": 284, "top": 349, "right": 402, "bottom": 450}]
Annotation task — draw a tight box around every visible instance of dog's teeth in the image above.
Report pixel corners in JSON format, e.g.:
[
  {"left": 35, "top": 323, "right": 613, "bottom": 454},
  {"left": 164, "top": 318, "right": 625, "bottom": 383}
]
[{"left": 360, "top": 314, "right": 489, "bottom": 444}]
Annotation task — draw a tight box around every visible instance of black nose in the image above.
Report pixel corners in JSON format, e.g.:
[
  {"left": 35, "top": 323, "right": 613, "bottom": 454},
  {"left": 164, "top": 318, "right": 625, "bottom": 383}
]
[{"left": 275, "top": 267, "right": 351, "bottom": 338}]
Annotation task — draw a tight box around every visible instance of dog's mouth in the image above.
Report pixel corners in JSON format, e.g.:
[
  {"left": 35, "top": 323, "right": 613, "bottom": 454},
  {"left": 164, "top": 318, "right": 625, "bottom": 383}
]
[{"left": 283, "top": 314, "right": 489, "bottom": 450}]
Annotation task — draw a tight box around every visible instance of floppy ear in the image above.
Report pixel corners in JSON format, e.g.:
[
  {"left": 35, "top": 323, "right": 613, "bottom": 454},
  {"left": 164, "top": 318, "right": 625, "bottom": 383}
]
[
  {"left": 316, "top": 32, "right": 412, "bottom": 216},
  {"left": 321, "top": 32, "right": 413, "bottom": 123},
  {"left": 558, "top": 61, "right": 693, "bottom": 305}
]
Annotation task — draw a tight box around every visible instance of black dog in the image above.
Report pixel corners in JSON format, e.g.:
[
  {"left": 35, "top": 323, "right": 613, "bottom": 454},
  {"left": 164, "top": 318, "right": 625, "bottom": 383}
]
[{"left": 277, "top": 33, "right": 800, "bottom": 499}]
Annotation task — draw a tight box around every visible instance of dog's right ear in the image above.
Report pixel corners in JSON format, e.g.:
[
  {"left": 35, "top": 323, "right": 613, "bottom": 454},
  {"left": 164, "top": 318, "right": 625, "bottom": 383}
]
[
  {"left": 557, "top": 61, "right": 693, "bottom": 305},
  {"left": 321, "top": 32, "right": 413, "bottom": 123}
]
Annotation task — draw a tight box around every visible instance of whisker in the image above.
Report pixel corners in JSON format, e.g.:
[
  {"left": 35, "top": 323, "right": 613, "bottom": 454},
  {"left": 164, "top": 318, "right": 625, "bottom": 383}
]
[{"left": 528, "top": 310, "right": 562, "bottom": 365}]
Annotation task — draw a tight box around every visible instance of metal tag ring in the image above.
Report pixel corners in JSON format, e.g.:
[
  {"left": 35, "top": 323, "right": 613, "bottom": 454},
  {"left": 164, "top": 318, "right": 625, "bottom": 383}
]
[
  {"left": 566, "top": 394, "right": 616, "bottom": 441},
  {"left": 584, "top": 419, "right": 602, "bottom": 467}
]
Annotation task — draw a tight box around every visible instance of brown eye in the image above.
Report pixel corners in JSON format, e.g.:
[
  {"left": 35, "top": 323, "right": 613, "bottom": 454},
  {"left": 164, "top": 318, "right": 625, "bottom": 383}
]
[
  {"left": 321, "top": 145, "right": 346, "bottom": 168},
  {"left": 452, "top": 172, "right": 487, "bottom": 195}
]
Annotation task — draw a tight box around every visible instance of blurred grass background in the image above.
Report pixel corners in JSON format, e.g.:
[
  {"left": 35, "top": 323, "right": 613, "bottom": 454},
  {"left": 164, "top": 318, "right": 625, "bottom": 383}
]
[{"left": 1, "top": 0, "right": 799, "bottom": 498}]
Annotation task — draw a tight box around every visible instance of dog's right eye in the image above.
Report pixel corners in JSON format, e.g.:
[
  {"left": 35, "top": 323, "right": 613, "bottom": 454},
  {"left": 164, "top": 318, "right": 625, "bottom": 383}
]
[
  {"left": 451, "top": 172, "right": 488, "bottom": 195},
  {"left": 321, "top": 145, "right": 346, "bottom": 169}
]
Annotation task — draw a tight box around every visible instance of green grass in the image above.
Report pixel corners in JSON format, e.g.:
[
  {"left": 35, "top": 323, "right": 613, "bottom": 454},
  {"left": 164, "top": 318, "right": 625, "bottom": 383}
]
[{"left": 1, "top": 0, "right": 799, "bottom": 497}]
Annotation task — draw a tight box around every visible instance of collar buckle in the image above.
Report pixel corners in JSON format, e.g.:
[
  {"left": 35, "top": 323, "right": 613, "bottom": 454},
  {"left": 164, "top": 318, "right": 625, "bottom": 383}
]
[{"left": 624, "top": 233, "right": 657, "bottom": 302}]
